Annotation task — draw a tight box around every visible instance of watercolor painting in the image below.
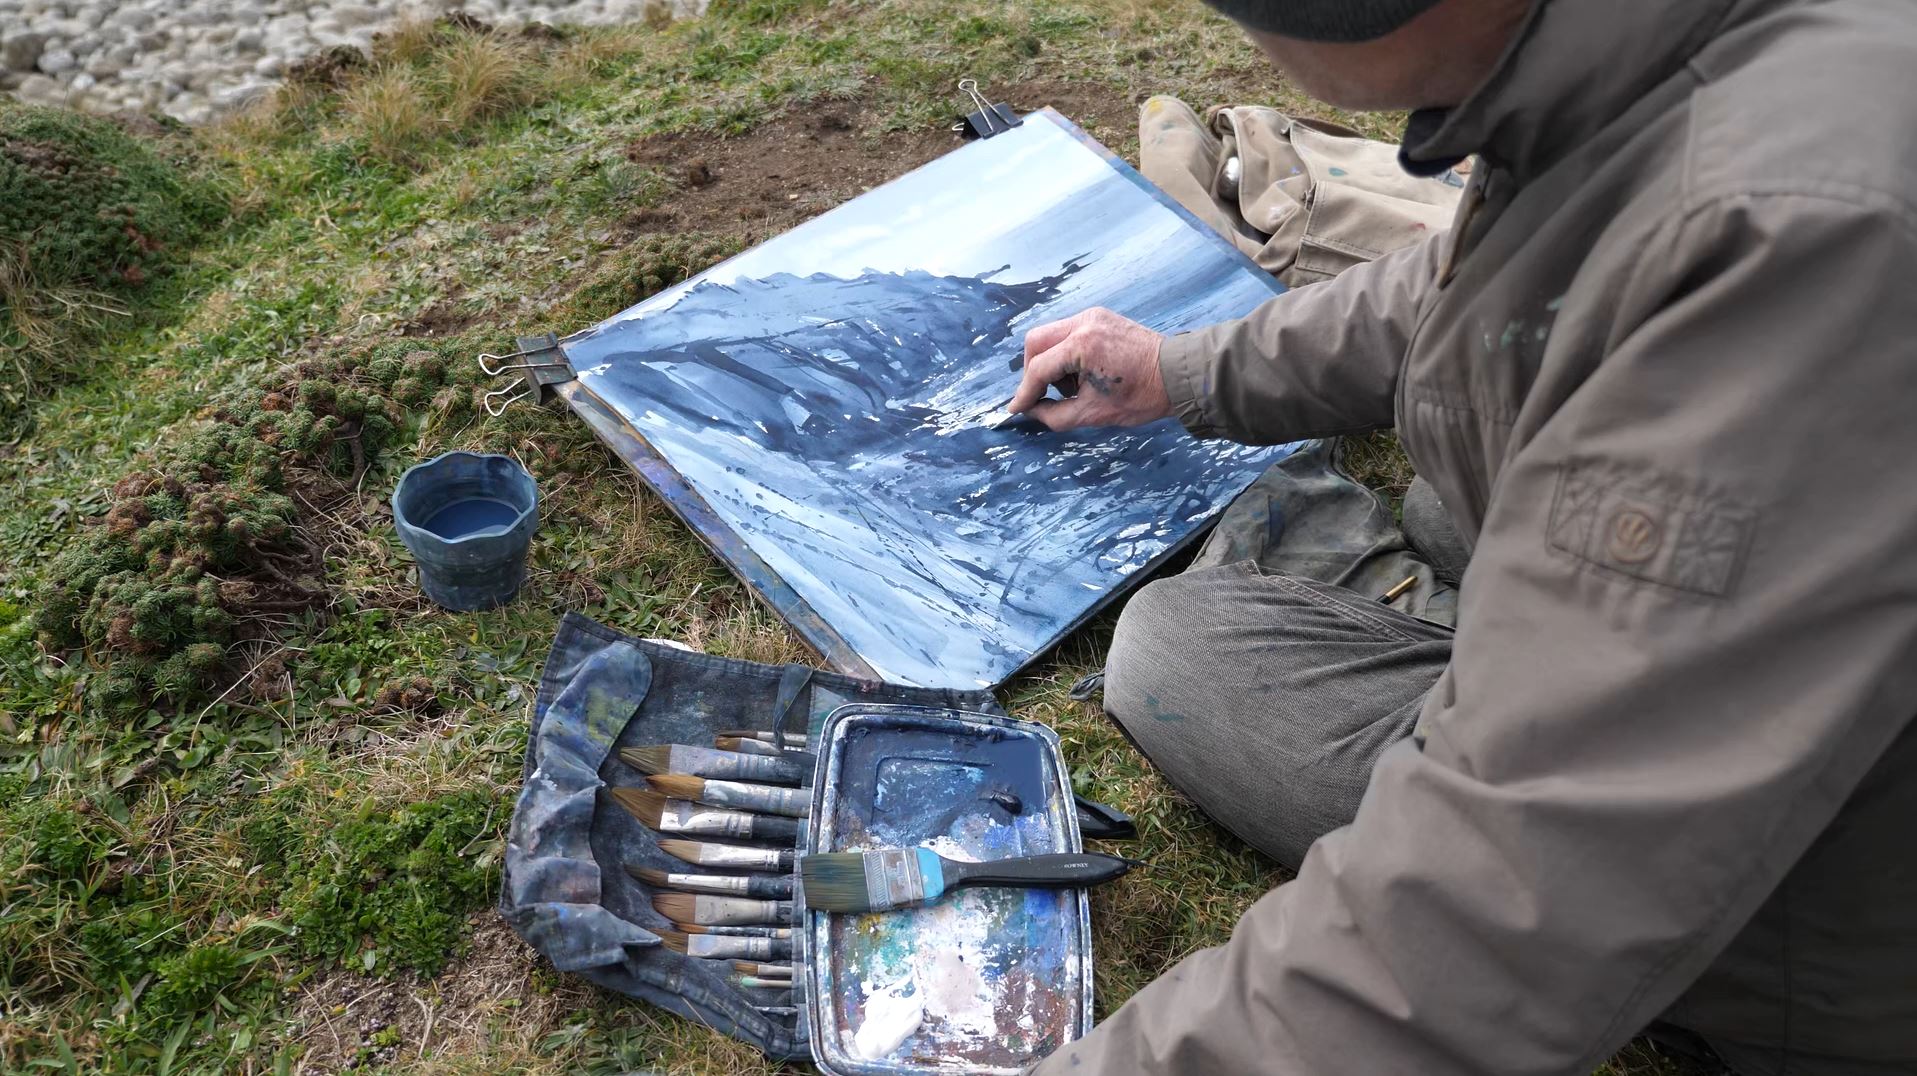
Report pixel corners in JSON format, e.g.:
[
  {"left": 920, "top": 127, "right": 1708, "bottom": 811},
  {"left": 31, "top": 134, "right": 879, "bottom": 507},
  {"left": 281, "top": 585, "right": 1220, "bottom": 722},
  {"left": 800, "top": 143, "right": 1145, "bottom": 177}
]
[{"left": 560, "top": 109, "right": 1297, "bottom": 689}]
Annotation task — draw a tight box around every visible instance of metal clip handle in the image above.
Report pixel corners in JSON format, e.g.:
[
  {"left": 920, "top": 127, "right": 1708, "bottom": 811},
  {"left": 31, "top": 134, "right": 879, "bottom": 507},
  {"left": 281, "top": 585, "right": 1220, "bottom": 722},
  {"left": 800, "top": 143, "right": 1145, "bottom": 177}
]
[{"left": 475, "top": 338, "right": 570, "bottom": 416}]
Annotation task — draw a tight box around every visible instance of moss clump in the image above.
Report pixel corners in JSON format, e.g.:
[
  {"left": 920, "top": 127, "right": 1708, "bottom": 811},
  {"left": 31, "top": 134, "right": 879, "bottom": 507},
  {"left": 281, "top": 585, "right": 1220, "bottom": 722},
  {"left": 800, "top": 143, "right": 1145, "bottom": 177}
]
[
  {"left": 36, "top": 344, "right": 458, "bottom": 712},
  {"left": 282, "top": 790, "right": 499, "bottom": 975},
  {"left": 564, "top": 231, "right": 743, "bottom": 324},
  {"left": 144, "top": 941, "right": 244, "bottom": 1020},
  {"left": 0, "top": 101, "right": 224, "bottom": 292},
  {"left": 1, "top": 102, "right": 228, "bottom": 431}
]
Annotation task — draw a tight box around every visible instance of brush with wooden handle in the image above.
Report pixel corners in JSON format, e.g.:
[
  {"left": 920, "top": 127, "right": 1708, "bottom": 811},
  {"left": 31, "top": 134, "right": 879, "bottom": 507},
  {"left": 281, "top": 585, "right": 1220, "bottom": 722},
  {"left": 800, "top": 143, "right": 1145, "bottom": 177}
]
[
  {"left": 656, "top": 839, "right": 794, "bottom": 872},
  {"left": 714, "top": 732, "right": 815, "bottom": 758},
  {"left": 646, "top": 774, "right": 810, "bottom": 818},
  {"left": 800, "top": 848, "right": 1137, "bottom": 913},
  {"left": 613, "top": 788, "right": 800, "bottom": 842},
  {"left": 677, "top": 924, "right": 792, "bottom": 938},
  {"left": 653, "top": 892, "right": 793, "bottom": 926},
  {"left": 732, "top": 961, "right": 794, "bottom": 978},
  {"left": 629, "top": 865, "right": 794, "bottom": 899},
  {"left": 622, "top": 744, "right": 809, "bottom": 785},
  {"left": 657, "top": 928, "right": 792, "bottom": 960}
]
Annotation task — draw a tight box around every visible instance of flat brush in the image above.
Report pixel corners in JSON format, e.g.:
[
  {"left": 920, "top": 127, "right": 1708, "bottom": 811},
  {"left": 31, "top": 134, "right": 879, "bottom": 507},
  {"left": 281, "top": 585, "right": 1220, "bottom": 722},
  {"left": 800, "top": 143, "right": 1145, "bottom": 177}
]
[
  {"left": 732, "top": 976, "right": 795, "bottom": 993},
  {"left": 678, "top": 923, "right": 792, "bottom": 938},
  {"left": 801, "top": 848, "right": 1138, "bottom": 913},
  {"left": 654, "top": 892, "right": 793, "bottom": 926},
  {"left": 658, "top": 929, "right": 793, "bottom": 960},
  {"left": 732, "top": 961, "right": 794, "bottom": 978},
  {"left": 613, "top": 789, "right": 800, "bottom": 842},
  {"left": 629, "top": 865, "right": 794, "bottom": 899},
  {"left": 620, "top": 744, "right": 808, "bottom": 785},
  {"left": 657, "top": 839, "right": 794, "bottom": 872},
  {"left": 647, "top": 774, "right": 810, "bottom": 818}
]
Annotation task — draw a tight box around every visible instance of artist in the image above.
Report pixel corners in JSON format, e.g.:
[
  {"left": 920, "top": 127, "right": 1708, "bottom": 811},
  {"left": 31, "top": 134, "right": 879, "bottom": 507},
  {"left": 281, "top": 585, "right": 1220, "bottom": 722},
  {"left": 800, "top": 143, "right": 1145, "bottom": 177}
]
[{"left": 1013, "top": 0, "right": 1917, "bottom": 1073}]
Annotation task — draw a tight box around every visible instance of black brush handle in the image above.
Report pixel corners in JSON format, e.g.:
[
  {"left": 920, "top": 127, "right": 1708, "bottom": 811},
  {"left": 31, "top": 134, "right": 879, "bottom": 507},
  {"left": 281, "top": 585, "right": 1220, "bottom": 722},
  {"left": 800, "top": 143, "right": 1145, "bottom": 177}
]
[
  {"left": 746, "top": 814, "right": 801, "bottom": 842},
  {"left": 945, "top": 852, "right": 1136, "bottom": 891}
]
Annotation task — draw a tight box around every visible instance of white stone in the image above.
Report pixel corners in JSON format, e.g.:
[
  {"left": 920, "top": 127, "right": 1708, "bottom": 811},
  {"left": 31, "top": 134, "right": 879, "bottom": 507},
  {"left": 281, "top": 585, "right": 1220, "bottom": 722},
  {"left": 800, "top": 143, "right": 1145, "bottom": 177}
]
[
  {"left": 2, "top": 31, "right": 50, "bottom": 72},
  {"left": 14, "top": 72, "right": 63, "bottom": 104},
  {"left": 36, "top": 46, "right": 75, "bottom": 73}
]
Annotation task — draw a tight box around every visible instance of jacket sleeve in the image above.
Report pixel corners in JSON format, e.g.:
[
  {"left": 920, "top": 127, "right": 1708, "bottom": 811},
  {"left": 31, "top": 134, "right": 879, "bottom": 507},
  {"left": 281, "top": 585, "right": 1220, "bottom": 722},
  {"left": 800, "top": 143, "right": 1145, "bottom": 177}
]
[
  {"left": 1040, "top": 194, "right": 1917, "bottom": 1074},
  {"left": 1156, "top": 232, "right": 1442, "bottom": 444}
]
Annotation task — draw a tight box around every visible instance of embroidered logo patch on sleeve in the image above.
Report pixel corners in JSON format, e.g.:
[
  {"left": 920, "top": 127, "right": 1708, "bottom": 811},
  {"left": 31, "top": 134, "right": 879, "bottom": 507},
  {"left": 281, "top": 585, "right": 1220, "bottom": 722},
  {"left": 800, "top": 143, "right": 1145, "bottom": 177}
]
[{"left": 1547, "top": 460, "right": 1757, "bottom": 597}]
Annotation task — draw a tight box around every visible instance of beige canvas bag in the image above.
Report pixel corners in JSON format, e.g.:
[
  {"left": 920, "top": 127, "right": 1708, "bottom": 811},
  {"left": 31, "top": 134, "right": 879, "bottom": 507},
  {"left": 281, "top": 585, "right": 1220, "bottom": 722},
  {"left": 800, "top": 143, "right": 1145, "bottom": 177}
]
[{"left": 1139, "top": 95, "right": 1465, "bottom": 285}]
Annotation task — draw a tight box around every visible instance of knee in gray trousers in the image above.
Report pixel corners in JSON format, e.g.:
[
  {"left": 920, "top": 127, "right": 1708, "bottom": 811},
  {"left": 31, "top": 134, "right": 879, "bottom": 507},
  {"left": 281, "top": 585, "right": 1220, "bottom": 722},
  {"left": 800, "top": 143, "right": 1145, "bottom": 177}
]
[{"left": 1102, "top": 560, "right": 1453, "bottom": 869}]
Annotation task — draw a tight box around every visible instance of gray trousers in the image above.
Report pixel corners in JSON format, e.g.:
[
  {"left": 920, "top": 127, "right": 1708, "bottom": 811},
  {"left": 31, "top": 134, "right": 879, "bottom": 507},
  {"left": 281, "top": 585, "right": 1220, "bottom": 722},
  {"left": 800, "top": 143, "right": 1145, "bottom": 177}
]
[
  {"left": 1104, "top": 438, "right": 1464, "bottom": 869},
  {"left": 1101, "top": 441, "right": 1917, "bottom": 1075}
]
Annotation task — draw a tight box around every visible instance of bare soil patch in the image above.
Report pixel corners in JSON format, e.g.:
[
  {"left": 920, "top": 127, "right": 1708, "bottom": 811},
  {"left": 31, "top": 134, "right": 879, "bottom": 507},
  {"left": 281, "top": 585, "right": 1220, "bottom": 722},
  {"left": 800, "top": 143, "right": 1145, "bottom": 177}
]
[{"left": 618, "top": 78, "right": 1143, "bottom": 240}]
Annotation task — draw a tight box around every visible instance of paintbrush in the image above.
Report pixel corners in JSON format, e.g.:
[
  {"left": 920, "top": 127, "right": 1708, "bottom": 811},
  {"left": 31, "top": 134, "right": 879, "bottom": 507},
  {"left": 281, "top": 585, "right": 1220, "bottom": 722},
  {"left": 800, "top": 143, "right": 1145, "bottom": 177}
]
[
  {"left": 717, "top": 729, "right": 815, "bottom": 747},
  {"left": 613, "top": 789, "right": 801, "bottom": 842},
  {"left": 621, "top": 744, "right": 810, "bottom": 785},
  {"left": 732, "top": 961, "right": 794, "bottom": 978},
  {"left": 647, "top": 774, "right": 810, "bottom": 818},
  {"left": 712, "top": 736, "right": 817, "bottom": 764},
  {"left": 678, "top": 924, "right": 792, "bottom": 938},
  {"left": 653, "top": 892, "right": 794, "bottom": 926},
  {"left": 732, "top": 976, "right": 795, "bottom": 993},
  {"left": 629, "top": 865, "right": 794, "bottom": 899},
  {"left": 658, "top": 928, "right": 793, "bottom": 960},
  {"left": 801, "top": 848, "right": 1137, "bottom": 913},
  {"left": 657, "top": 839, "right": 794, "bottom": 872}
]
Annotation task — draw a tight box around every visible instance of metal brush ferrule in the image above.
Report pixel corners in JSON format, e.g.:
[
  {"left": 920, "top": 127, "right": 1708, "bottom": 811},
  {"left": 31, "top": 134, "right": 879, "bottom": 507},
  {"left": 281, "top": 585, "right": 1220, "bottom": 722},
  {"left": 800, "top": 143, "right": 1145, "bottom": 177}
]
[{"left": 865, "top": 848, "right": 926, "bottom": 912}]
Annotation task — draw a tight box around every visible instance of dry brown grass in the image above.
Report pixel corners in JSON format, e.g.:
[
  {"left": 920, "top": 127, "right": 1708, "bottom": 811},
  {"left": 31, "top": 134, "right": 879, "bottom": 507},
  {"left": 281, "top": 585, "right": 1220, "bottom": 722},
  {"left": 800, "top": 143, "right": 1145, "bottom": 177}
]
[
  {"left": 380, "top": 16, "right": 444, "bottom": 66},
  {"left": 0, "top": 241, "right": 127, "bottom": 406},
  {"left": 434, "top": 32, "right": 535, "bottom": 127},
  {"left": 343, "top": 65, "right": 438, "bottom": 161}
]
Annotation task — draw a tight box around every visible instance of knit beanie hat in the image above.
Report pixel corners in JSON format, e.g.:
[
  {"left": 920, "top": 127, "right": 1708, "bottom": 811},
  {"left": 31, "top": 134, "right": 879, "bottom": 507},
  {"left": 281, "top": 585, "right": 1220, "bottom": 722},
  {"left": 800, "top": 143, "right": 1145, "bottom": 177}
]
[{"left": 1202, "top": 0, "right": 1443, "bottom": 41}]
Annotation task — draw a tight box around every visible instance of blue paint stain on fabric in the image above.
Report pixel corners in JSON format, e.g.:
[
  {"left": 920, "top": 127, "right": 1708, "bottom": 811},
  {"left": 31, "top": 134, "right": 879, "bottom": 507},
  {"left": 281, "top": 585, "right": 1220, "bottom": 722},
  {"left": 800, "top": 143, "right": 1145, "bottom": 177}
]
[{"left": 562, "top": 111, "right": 1299, "bottom": 691}]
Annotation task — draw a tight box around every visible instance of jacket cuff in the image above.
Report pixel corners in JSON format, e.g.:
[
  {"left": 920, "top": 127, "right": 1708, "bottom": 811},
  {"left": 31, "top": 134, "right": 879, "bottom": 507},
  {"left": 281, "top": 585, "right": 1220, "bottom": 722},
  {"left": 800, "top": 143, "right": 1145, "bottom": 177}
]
[{"left": 1158, "top": 328, "right": 1226, "bottom": 438}]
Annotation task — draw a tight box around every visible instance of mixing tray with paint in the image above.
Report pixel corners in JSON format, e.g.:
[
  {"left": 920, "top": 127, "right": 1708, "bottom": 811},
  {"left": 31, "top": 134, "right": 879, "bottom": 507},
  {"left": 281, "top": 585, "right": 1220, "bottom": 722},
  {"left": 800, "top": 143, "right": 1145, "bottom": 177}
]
[{"left": 801, "top": 705, "right": 1093, "bottom": 1074}]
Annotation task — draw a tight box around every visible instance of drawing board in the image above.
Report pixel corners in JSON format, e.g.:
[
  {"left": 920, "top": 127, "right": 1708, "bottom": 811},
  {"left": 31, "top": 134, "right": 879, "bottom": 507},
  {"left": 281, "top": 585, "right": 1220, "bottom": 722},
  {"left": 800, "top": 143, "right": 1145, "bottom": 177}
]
[{"left": 558, "top": 110, "right": 1299, "bottom": 689}]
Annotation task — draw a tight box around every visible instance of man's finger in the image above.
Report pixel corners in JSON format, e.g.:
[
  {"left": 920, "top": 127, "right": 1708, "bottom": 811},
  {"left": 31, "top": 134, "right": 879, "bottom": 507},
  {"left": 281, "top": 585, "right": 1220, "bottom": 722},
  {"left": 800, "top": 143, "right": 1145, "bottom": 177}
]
[
  {"left": 1023, "top": 397, "right": 1086, "bottom": 432},
  {"left": 1021, "top": 313, "right": 1084, "bottom": 366},
  {"left": 1007, "top": 335, "right": 1081, "bottom": 414}
]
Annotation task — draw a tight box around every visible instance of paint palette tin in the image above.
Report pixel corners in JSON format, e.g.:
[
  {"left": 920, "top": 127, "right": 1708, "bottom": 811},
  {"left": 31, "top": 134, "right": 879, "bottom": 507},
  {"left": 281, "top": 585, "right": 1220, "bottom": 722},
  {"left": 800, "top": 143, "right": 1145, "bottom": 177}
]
[{"left": 802, "top": 705, "right": 1093, "bottom": 1074}]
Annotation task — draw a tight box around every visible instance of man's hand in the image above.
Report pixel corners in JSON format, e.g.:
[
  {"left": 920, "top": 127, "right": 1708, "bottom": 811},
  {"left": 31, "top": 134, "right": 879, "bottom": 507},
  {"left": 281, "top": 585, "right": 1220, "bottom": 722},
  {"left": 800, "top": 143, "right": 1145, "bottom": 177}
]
[{"left": 1008, "top": 308, "right": 1172, "bottom": 430}]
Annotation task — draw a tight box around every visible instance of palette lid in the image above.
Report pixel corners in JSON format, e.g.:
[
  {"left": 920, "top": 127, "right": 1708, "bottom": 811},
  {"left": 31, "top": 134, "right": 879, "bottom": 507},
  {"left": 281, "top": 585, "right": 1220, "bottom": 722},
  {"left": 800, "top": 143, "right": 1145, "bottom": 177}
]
[{"left": 802, "top": 705, "right": 1093, "bottom": 1074}]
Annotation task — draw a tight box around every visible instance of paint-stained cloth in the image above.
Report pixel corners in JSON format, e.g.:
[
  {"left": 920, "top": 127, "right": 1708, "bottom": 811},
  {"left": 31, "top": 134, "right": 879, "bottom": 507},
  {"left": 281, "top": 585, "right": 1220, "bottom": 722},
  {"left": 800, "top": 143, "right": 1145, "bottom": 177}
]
[
  {"left": 500, "top": 613, "right": 999, "bottom": 1060},
  {"left": 1042, "top": 0, "right": 1917, "bottom": 1073}
]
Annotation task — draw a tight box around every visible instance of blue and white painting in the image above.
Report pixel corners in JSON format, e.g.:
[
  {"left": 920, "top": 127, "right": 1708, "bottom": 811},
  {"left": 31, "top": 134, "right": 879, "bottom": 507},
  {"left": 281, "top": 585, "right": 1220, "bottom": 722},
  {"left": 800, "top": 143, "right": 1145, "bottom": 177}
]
[{"left": 561, "top": 110, "right": 1296, "bottom": 689}]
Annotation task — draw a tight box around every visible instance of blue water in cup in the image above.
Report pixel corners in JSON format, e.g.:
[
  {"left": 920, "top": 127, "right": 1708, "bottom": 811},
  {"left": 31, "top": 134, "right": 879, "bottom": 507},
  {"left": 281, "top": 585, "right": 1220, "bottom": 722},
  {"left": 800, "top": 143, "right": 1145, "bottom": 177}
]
[{"left": 392, "top": 451, "right": 539, "bottom": 611}]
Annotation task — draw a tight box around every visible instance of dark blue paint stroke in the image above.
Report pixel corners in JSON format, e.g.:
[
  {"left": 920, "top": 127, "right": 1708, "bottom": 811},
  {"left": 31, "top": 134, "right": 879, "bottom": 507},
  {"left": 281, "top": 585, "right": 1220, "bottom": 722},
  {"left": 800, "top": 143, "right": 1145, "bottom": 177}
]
[{"left": 562, "top": 112, "right": 1298, "bottom": 689}]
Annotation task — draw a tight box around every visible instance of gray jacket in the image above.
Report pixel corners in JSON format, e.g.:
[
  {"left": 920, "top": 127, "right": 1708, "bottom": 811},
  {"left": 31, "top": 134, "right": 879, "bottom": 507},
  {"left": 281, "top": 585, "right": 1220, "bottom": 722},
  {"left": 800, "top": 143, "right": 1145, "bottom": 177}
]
[{"left": 1044, "top": 0, "right": 1917, "bottom": 1072}]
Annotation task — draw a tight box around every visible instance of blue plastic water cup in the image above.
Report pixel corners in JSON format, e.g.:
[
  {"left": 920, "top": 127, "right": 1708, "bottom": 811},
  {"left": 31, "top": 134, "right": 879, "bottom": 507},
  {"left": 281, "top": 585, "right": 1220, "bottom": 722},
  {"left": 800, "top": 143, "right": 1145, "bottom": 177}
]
[{"left": 391, "top": 451, "right": 540, "bottom": 611}]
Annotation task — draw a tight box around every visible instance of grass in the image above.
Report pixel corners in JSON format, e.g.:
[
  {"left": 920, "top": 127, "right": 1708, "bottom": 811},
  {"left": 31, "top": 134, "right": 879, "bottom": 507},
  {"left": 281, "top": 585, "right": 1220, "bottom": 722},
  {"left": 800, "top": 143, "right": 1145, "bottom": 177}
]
[{"left": 0, "top": 3, "right": 1693, "bottom": 1073}]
